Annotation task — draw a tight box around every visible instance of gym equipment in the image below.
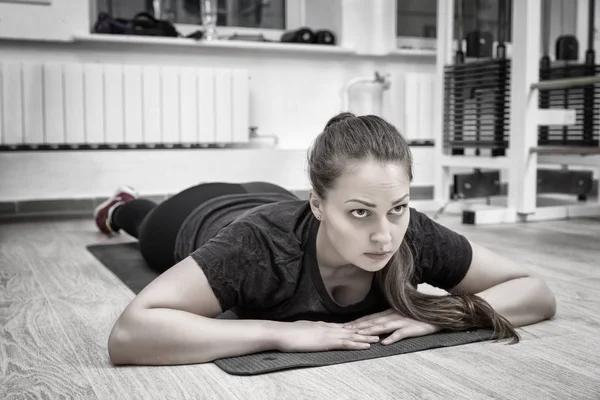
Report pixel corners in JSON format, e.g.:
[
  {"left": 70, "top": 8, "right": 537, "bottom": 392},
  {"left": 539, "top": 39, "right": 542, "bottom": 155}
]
[
  {"left": 533, "top": 75, "right": 600, "bottom": 90},
  {"left": 280, "top": 27, "right": 316, "bottom": 44},
  {"left": 314, "top": 29, "right": 336, "bottom": 45},
  {"left": 443, "top": 0, "right": 511, "bottom": 157},
  {"left": 87, "top": 242, "right": 497, "bottom": 375},
  {"left": 434, "top": 0, "right": 600, "bottom": 225},
  {"left": 553, "top": 0, "right": 579, "bottom": 63},
  {"left": 436, "top": 0, "right": 509, "bottom": 217},
  {"left": 538, "top": 0, "right": 600, "bottom": 148},
  {"left": 280, "top": 27, "right": 336, "bottom": 45},
  {"left": 530, "top": 145, "right": 600, "bottom": 155}
]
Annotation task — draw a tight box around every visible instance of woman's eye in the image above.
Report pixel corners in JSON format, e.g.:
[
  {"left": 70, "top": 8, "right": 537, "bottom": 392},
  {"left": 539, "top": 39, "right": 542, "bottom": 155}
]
[
  {"left": 391, "top": 205, "right": 407, "bottom": 214},
  {"left": 351, "top": 209, "right": 369, "bottom": 218}
]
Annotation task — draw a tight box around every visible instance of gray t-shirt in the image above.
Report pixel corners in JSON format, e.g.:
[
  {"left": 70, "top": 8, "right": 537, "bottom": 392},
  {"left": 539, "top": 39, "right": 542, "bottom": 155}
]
[{"left": 174, "top": 194, "right": 473, "bottom": 323}]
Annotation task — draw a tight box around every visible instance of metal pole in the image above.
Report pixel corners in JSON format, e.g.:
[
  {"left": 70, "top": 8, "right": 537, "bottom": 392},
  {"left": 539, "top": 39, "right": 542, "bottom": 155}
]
[
  {"left": 531, "top": 75, "right": 600, "bottom": 90},
  {"left": 433, "top": 0, "right": 455, "bottom": 208},
  {"left": 530, "top": 146, "right": 600, "bottom": 155},
  {"left": 509, "top": 0, "right": 541, "bottom": 216}
]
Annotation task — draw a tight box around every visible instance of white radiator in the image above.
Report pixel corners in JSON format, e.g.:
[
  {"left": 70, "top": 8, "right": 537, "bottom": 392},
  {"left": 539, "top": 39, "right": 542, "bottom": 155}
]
[{"left": 0, "top": 61, "right": 250, "bottom": 147}]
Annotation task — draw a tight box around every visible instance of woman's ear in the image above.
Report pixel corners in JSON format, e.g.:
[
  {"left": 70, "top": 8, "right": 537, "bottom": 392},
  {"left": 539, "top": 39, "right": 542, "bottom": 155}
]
[{"left": 308, "top": 189, "right": 323, "bottom": 220}]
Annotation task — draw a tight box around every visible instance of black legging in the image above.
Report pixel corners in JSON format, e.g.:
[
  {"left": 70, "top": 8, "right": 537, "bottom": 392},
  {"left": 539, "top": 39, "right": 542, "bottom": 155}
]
[{"left": 111, "top": 182, "right": 297, "bottom": 273}]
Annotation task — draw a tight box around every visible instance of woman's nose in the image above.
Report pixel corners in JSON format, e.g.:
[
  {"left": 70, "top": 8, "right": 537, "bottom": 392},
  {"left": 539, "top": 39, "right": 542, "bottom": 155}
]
[{"left": 370, "top": 224, "right": 392, "bottom": 246}]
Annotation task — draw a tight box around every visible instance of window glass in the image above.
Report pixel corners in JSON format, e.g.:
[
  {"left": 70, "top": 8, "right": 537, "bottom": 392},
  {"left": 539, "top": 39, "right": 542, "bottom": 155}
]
[
  {"left": 96, "top": 0, "right": 286, "bottom": 29},
  {"left": 396, "top": 0, "right": 512, "bottom": 42}
]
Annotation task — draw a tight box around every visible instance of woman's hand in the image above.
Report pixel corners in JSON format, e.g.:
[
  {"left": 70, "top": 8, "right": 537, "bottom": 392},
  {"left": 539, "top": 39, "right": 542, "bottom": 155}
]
[
  {"left": 276, "top": 320, "right": 380, "bottom": 353},
  {"left": 343, "top": 309, "right": 441, "bottom": 345}
]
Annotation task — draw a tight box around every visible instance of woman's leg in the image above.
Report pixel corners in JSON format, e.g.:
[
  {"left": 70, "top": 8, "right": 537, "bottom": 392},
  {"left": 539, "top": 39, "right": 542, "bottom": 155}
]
[
  {"left": 137, "top": 183, "right": 247, "bottom": 273},
  {"left": 94, "top": 186, "right": 140, "bottom": 235},
  {"left": 110, "top": 199, "right": 157, "bottom": 238},
  {"left": 100, "top": 181, "right": 297, "bottom": 273}
]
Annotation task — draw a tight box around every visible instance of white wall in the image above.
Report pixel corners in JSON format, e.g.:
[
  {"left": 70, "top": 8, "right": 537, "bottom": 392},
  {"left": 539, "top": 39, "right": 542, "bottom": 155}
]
[
  {"left": 0, "top": 146, "right": 435, "bottom": 201},
  {"left": 0, "top": 0, "right": 89, "bottom": 40}
]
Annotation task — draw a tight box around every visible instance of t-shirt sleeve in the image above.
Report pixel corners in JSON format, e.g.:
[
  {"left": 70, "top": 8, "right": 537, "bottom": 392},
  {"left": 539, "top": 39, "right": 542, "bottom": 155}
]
[
  {"left": 188, "top": 221, "right": 295, "bottom": 312},
  {"left": 409, "top": 209, "right": 473, "bottom": 290}
]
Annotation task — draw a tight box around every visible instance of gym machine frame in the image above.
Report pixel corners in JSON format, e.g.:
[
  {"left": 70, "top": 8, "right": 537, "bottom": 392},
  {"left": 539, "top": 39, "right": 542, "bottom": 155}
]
[{"left": 433, "top": 0, "right": 600, "bottom": 225}]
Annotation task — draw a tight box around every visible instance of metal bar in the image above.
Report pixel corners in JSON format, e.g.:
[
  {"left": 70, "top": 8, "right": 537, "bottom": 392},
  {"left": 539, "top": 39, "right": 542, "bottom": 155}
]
[
  {"left": 588, "top": 0, "right": 595, "bottom": 52},
  {"left": 530, "top": 146, "right": 600, "bottom": 155},
  {"left": 539, "top": 154, "right": 600, "bottom": 166},
  {"left": 531, "top": 75, "right": 600, "bottom": 90},
  {"left": 434, "top": 0, "right": 455, "bottom": 206},
  {"left": 440, "top": 154, "right": 512, "bottom": 169}
]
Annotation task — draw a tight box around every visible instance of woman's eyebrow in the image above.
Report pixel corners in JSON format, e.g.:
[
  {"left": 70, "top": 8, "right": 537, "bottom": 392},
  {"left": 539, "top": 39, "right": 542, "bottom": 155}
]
[{"left": 344, "top": 194, "right": 409, "bottom": 207}]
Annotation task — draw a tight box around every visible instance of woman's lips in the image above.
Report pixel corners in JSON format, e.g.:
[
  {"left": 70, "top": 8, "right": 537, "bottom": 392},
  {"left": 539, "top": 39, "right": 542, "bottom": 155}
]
[{"left": 364, "top": 252, "right": 391, "bottom": 260}]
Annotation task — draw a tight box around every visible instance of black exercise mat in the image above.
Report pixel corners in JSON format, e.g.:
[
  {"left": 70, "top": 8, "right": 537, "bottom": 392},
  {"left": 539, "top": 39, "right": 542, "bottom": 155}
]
[
  {"left": 87, "top": 242, "right": 158, "bottom": 295},
  {"left": 214, "top": 329, "right": 496, "bottom": 375},
  {"left": 88, "top": 242, "right": 497, "bottom": 375}
]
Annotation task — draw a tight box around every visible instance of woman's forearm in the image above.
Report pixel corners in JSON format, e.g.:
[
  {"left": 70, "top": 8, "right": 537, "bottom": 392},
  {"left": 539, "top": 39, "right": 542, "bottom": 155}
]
[
  {"left": 476, "top": 276, "right": 556, "bottom": 327},
  {"left": 108, "top": 308, "right": 282, "bottom": 365}
]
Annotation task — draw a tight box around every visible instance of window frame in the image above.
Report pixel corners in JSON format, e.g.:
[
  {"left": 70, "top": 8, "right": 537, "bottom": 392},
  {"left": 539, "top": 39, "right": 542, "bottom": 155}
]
[
  {"left": 395, "top": 0, "right": 513, "bottom": 51},
  {"left": 174, "top": 0, "right": 300, "bottom": 41},
  {"left": 90, "top": 0, "right": 300, "bottom": 40}
]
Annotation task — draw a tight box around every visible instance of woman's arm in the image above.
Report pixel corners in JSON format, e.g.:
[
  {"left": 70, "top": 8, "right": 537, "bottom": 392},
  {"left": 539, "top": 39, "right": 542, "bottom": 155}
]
[
  {"left": 108, "top": 256, "right": 378, "bottom": 365},
  {"left": 450, "top": 241, "right": 557, "bottom": 327},
  {"left": 109, "top": 310, "right": 283, "bottom": 365},
  {"left": 108, "top": 256, "right": 282, "bottom": 365}
]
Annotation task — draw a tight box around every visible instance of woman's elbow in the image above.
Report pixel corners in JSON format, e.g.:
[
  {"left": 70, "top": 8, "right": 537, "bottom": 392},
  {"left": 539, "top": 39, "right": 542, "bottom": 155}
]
[
  {"left": 107, "top": 319, "right": 134, "bottom": 365},
  {"left": 536, "top": 277, "right": 557, "bottom": 320}
]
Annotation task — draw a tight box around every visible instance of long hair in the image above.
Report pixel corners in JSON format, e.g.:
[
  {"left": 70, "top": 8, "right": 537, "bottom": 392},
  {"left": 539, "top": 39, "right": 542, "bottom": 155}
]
[{"left": 307, "top": 112, "right": 519, "bottom": 342}]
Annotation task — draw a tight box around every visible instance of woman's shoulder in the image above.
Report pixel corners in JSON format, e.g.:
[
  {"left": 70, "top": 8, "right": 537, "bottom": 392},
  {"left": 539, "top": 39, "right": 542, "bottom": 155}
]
[
  {"left": 407, "top": 207, "right": 434, "bottom": 233},
  {"left": 406, "top": 207, "right": 470, "bottom": 252},
  {"left": 237, "top": 199, "right": 311, "bottom": 229},
  {"left": 408, "top": 207, "right": 453, "bottom": 233},
  {"left": 229, "top": 199, "right": 313, "bottom": 257}
]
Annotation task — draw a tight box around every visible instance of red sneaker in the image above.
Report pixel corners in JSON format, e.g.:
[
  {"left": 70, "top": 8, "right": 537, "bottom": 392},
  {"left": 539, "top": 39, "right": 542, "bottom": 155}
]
[{"left": 94, "top": 186, "right": 138, "bottom": 234}]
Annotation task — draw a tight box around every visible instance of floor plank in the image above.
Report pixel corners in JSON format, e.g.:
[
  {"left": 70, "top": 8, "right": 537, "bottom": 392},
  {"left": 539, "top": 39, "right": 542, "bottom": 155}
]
[
  {"left": 417, "top": 333, "right": 600, "bottom": 399},
  {"left": 0, "top": 266, "right": 45, "bottom": 302},
  {"left": 46, "top": 296, "right": 242, "bottom": 400},
  {"left": 0, "top": 298, "right": 99, "bottom": 400}
]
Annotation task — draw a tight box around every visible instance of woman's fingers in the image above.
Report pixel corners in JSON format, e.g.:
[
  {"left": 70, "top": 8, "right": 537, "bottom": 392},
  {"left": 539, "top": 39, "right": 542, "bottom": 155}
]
[
  {"left": 381, "top": 326, "right": 424, "bottom": 345},
  {"left": 356, "top": 319, "right": 409, "bottom": 335},
  {"left": 349, "top": 333, "right": 380, "bottom": 343},
  {"left": 340, "top": 340, "right": 372, "bottom": 350},
  {"left": 336, "top": 333, "right": 379, "bottom": 350}
]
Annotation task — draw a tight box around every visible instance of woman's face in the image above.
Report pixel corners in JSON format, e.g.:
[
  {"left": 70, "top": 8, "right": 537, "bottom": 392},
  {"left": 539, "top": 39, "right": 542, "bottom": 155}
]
[{"left": 311, "top": 158, "right": 411, "bottom": 273}]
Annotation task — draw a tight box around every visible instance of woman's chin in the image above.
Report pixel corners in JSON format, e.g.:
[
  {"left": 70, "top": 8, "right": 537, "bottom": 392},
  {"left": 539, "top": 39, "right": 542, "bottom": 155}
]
[{"left": 354, "top": 253, "right": 392, "bottom": 272}]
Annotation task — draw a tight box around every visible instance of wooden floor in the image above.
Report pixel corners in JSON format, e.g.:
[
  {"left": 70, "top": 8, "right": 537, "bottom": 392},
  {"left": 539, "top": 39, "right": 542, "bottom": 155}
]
[{"left": 1, "top": 213, "right": 599, "bottom": 399}]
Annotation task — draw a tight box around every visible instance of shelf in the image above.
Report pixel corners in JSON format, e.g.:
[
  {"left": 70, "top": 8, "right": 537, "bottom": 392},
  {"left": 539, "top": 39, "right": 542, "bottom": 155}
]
[
  {"left": 72, "top": 33, "right": 355, "bottom": 56},
  {"left": 390, "top": 48, "right": 436, "bottom": 57},
  {"left": 71, "top": 33, "right": 438, "bottom": 59}
]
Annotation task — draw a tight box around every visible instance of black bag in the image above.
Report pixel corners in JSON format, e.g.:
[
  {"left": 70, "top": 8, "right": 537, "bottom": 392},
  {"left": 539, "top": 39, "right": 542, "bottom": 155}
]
[{"left": 93, "top": 12, "right": 180, "bottom": 38}]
